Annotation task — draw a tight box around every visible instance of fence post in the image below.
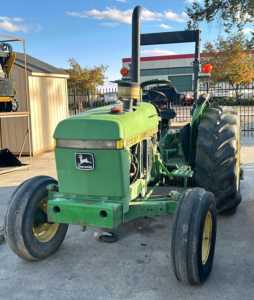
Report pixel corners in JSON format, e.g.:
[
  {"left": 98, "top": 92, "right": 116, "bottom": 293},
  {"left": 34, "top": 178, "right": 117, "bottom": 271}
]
[
  {"left": 87, "top": 90, "right": 90, "bottom": 108},
  {"left": 74, "top": 88, "right": 77, "bottom": 115}
]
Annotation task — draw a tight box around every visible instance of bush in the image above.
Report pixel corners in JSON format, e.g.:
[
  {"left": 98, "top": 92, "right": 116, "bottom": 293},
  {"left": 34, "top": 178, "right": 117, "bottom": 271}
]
[
  {"left": 82, "top": 101, "right": 89, "bottom": 108},
  {"left": 93, "top": 100, "right": 106, "bottom": 108},
  {"left": 216, "top": 97, "right": 238, "bottom": 106},
  {"left": 238, "top": 97, "right": 254, "bottom": 106},
  {"left": 214, "top": 96, "right": 254, "bottom": 106}
]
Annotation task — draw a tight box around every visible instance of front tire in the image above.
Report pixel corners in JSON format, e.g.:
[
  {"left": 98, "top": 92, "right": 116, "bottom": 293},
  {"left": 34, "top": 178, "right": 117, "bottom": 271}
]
[
  {"left": 4, "top": 176, "right": 68, "bottom": 261},
  {"left": 171, "top": 188, "right": 217, "bottom": 285}
]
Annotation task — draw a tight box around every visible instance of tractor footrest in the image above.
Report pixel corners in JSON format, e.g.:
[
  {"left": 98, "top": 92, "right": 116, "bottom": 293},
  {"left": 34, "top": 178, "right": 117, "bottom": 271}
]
[
  {"left": 171, "top": 165, "right": 194, "bottom": 178},
  {"left": 47, "top": 198, "right": 122, "bottom": 229}
]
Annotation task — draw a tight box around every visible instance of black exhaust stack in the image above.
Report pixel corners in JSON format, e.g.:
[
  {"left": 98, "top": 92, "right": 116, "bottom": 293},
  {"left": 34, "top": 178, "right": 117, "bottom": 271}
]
[
  {"left": 131, "top": 6, "right": 142, "bottom": 85},
  {"left": 118, "top": 6, "right": 142, "bottom": 109}
]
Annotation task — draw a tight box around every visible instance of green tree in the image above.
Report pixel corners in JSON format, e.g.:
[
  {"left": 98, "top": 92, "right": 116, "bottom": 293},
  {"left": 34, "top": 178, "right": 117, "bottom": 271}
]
[
  {"left": 201, "top": 33, "right": 254, "bottom": 97},
  {"left": 63, "top": 59, "right": 108, "bottom": 92},
  {"left": 186, "top": 0, "right": 254, "bottom": 44}
]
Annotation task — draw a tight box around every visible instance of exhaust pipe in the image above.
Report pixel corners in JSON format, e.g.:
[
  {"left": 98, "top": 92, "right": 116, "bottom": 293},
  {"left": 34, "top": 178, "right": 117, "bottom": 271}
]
[
  {"left": 131, "top": 6, "right": 142, "bottom": 84},
  {"left": 117, "top": 6, "right": 142, "bottom": 110}
]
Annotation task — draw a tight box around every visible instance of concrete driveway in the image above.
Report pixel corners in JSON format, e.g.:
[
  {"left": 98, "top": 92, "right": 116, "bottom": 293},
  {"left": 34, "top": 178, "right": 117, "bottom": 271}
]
[{"left": 0, "top": 139, "right": 253, "bottom": 300}]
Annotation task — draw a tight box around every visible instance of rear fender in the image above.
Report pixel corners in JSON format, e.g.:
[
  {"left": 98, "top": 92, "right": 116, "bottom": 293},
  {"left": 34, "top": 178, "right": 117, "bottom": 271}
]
[{"left": 189, "top": 93, "right": 210, "bottom": 166}]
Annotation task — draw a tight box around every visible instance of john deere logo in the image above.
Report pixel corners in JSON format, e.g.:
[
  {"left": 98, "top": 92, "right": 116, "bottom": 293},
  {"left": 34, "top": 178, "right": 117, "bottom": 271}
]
[{"left": 75, "top": 153, "right": 94, "bottom": 170}]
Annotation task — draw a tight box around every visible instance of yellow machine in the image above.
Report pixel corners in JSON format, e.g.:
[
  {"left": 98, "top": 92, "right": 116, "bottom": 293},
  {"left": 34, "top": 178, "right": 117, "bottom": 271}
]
[{"left": 0, "top": 43, "right": 19, "bottom": 112}]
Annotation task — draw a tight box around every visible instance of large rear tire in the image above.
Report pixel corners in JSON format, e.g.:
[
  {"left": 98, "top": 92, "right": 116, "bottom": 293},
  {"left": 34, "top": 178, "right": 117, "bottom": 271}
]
[
  {"left": 171, "top": 188, "right": 217, "bottom": 285},
  {"left": 4, "top": 176, "right": 68, "bottom": 261},
  {"left": 195, "top": 106, "right": 241, "bottom": 214}
]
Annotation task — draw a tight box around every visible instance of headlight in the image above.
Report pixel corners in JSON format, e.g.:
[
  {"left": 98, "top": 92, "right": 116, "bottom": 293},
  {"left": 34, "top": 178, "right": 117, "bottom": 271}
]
[{"left": 55, "top": 139, "right": 123, "bottom": 150}]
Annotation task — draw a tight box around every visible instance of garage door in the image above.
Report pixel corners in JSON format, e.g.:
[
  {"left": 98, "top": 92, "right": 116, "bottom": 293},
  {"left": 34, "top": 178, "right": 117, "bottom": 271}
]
[{"left": 168, "top": 75, "right": 192, "bottom": 91}]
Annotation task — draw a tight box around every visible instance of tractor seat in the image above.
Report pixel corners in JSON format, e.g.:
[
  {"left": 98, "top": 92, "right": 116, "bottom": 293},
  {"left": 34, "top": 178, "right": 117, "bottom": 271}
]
[{"left": 161, "top": 108, "right": 176, "bottom": 120}]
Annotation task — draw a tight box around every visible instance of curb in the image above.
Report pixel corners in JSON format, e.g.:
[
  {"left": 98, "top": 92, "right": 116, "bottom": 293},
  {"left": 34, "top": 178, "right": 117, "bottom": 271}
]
[{"left": 0, "top": 225, "right": 5, "bottom": 244}]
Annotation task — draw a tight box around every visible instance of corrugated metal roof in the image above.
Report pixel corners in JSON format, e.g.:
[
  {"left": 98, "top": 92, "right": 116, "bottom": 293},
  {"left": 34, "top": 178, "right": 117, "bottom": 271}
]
[{"left": 15, "top": 52, "right": 68, "bottom": 76}]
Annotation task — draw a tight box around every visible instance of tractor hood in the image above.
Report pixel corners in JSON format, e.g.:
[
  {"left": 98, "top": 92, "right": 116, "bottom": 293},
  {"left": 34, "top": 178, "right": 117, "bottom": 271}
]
[{"left": 53, "top": 102, "right": 158, "bottom": 141}]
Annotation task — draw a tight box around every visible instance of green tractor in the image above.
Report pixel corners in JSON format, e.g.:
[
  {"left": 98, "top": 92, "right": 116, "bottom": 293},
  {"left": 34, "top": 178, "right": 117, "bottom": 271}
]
[{"left": 4, "top": 6, "right": 241, "bottom": 285}]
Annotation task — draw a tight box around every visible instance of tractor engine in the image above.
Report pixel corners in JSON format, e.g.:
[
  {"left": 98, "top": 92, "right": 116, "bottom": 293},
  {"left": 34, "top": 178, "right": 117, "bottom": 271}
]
[
  {"left": 129, "top": 136, "right": 155, "bottom": 185},
  {"left": 53, "top": 82, "right": 159, "bottom": 212}
]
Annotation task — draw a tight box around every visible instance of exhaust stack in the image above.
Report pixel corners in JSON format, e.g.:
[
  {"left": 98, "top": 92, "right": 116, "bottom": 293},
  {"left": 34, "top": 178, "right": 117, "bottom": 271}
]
[
  {"left": 131, "top": 6, "right": 142, "bottom": 84},
  {"left": 117, "top": 6, "right": 142, "bottom": 110}
]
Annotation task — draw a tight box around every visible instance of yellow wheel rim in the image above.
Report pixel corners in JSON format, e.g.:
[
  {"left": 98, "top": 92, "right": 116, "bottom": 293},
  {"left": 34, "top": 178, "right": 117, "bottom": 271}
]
[
  {"left": 202, "top": 211, "right": 212, "bottom": 265},
  {"left": 33, "top": 197, "right": 59, "bottom": 243}
]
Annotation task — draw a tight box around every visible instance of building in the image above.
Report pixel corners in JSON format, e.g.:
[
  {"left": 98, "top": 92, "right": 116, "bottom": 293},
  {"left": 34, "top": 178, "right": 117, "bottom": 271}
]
[
  {"left": 0, "top": 53, "right": 69, "bottom": 156},
  {"left": 122, "top": 53, "right": 206, "bottom": 90}
]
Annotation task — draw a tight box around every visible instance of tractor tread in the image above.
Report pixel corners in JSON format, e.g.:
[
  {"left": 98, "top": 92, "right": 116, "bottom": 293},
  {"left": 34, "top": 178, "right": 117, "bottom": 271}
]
[{"left": 195, "top": 106, "right": 241, "bottom": 213}]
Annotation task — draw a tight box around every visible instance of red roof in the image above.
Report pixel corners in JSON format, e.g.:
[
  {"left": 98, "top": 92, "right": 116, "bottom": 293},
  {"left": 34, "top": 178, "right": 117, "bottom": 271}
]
[
  {"left": 123, "top": 50, "right": 254, "bottom": 62},
  {"left": 123, "top": 53, "right": 205, "bottom": 63}
]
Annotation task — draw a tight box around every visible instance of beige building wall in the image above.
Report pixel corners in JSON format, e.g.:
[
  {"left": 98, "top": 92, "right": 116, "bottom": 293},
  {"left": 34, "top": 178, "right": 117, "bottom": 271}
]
[
  {"left": 0, "top": 65, "right": 69, "bottom": 155},
  {"left": 0, "top": 65, "right": 30, "bottom": 153},
  {"left": 28, "top": 76, "right": 68, "bottom": 155}
]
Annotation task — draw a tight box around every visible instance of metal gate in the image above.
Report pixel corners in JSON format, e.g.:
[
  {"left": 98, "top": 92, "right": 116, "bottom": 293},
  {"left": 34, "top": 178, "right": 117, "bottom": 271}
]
[
  {"left": 172, "top": 83, "right": 254, "bottom": 138},
  {"left": 68, "top": 83, "right": 254, "bottom": 138}
]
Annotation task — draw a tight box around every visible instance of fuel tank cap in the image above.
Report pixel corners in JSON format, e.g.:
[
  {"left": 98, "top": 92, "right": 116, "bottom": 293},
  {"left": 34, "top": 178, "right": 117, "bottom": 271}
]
[{"left": 110, "top": 107, "right": 125, "bottom": 114}]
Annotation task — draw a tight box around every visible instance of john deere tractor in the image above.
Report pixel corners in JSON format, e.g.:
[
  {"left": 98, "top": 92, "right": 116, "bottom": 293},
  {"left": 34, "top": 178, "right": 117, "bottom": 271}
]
[
  {"left": 0, "top": 43, "right": 19, "bottom": 112},
  {"left": 4, "top": 6, "right": 241, "bottom": 285}
]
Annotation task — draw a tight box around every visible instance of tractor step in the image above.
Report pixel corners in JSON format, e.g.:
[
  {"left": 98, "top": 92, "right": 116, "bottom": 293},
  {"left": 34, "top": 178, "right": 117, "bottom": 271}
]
[
  {"left": 171, "top": 165, "right": 194, "bottom": 178},
  {"left": 170, "top": 165, "right": 194, "bottom": 190}
]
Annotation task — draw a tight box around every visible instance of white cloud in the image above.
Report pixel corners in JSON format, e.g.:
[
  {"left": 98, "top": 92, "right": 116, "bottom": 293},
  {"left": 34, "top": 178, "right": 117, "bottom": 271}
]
[
  {"left": 67, "top": 7, "right": 188, "bottom": 24},
  {"left": 164, "top": 11, "right": 188, "bottom": 22},
  {"left": 141, "top": 48, "right": 177, "bottom": 56},
  {"left": 242, "top": 27, "right": 254, "bottom": 34},
  {"left": 141, "top": 10, "right": 163, "bottom": 22},
  {"left": 185, "top": 0, "right": 201, "bottom": 3},
  {"left": 0, "top": 16, "right": 41, "bottom": 33},
  {"left": 12, "top": 17, "right": 24, "bottom": 22},
  {"left": 66, "top": 12, "right": 88, "bottom": 18},
  {"left": 0, "top": 17, "right": 10, "bottom": 21},
  {"left": 115, "top": 0, "right": 127, "bottom": 2},
  {"left": 68, "top": 8, "right": 132, "bottom": 23},
  {"left": 0, "top": 19, "right": 28, "bottom": 33},
  {"left": 233, "top": 10, "right": 254, "bottom": 23},
  {"left": 157, "top": 24, "right": 172, "bottom": 29},
  {"left": 33, "top": 23, "right": 42, "bottom": 33},
  {"left": 99, "top": 22, "right": 119, "bottom": 27}
]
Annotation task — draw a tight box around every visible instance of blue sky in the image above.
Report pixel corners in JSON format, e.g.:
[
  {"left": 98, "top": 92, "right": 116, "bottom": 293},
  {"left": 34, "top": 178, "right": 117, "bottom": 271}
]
[{"left": 1, "top": 0, "right": 253, "bottom": 88}]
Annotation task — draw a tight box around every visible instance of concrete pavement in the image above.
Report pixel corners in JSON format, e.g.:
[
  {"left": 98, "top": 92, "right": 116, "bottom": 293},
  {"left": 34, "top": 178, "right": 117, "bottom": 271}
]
[{"left": 0, "top": 139, "right": 253, "bottom": 300}]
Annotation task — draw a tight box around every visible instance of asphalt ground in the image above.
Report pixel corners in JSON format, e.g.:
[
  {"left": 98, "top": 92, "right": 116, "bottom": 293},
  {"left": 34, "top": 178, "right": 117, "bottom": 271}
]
[{"left": 0, "top": 139, "right": 254, "bottom": 300}]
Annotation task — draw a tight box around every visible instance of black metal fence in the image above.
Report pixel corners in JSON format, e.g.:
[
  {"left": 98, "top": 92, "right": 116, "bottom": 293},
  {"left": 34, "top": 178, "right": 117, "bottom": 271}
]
[
  {"left": 68, "top": 83, "right": 254, "bottom": 137},
  {"left": 68, "top": 88, "right": 118, "bottom": 115}
]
